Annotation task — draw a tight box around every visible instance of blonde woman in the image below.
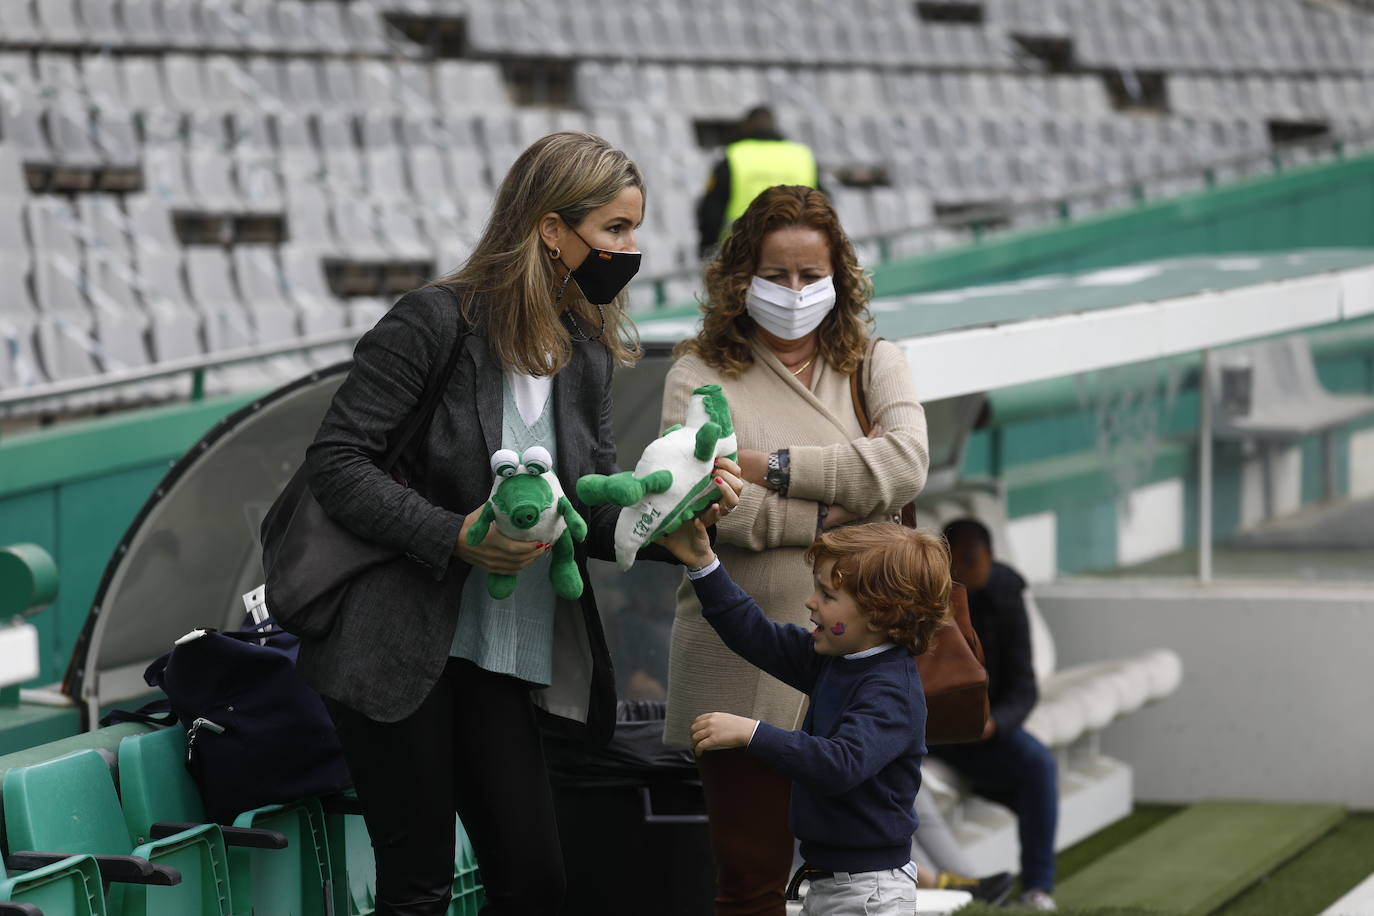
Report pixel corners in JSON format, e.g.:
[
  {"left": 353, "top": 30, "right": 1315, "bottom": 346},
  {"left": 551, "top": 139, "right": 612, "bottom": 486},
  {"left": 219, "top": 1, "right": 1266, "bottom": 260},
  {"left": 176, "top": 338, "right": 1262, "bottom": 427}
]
[
  {"left": 302, "top": 132, "right": 743, "bottom": 916},
  {"left": 663, "top": 185, "right": 929, "bottom": 915}
]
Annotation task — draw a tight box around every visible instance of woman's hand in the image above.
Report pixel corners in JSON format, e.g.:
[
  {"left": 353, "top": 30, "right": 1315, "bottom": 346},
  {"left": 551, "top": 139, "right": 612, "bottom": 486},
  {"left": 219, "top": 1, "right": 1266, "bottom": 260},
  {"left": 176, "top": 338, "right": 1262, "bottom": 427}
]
[
  {"left": 737, "top": 449, "right": 768, "bottom": 487},
  {"left": 695, "top": 459, "right": 743, "bottom": 528},
  {"left": 656, "top": 462, "right": 739, "bottom": 566},
  {"left": 691, "top": 712, "right": 757, "bottom": 754},
  {"left": 712, "top": 455, "right": 746, "bottom": 502},
  {"left": 814, "top": 427, "right": 882, "bottom": 531},
  {"left": 821, "top": 503, "right": 860, "bottom": 529},
  {"left": 454, "top": 506, "right": 547, "bottom": 574}
]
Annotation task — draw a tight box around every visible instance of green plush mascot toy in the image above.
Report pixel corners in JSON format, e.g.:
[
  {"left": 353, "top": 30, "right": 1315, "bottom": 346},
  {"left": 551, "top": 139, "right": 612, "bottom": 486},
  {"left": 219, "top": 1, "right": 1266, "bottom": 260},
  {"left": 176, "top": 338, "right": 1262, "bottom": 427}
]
[
  {"left": 467, "top": 446, "right": 587, "bottom": 600},
  {"left": 577, "top": 384, "right": 736, "bottom": 570}
]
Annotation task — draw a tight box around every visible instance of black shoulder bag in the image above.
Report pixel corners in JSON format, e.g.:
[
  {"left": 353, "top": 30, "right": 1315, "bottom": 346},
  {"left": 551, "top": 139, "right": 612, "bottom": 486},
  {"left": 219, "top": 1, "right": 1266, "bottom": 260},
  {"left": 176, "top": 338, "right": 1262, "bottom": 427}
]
[{"left": 260, "top": 298, "right": 465, "bottom": 639}]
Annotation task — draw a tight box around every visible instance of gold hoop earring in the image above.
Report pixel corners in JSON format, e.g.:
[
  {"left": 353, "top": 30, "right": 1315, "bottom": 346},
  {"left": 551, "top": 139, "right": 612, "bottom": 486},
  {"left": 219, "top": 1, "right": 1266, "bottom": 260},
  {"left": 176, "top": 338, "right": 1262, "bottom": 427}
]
[{"left": 548, "top": 247, "right": 561, "bottom": 260}]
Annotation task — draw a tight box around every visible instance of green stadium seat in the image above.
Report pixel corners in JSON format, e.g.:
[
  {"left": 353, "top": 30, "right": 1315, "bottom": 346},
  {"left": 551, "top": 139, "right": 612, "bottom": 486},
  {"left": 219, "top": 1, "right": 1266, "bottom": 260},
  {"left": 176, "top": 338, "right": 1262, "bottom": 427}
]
[
  {"left": 1, "top": 853, "right": 106, "bottom": 916},
  {"left": 2, "top": 750, "right": 231, "bottom": 916},
  {"left": 449, "top": 820, "right": 484, "bottom": 916},
  {"left": 117, "top": 726, "right": 331, "bottom": 916},
  {"left": 321, "top": 796, "right": 485, "bottom": 916},
  {"left": 321, "top": 797, "right": 373, "bottom": 916}
]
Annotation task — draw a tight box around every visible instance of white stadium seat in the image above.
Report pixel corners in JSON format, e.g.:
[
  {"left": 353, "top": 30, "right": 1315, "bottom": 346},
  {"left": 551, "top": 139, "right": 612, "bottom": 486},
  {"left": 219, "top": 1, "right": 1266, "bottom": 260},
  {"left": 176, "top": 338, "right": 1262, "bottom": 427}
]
[
  {"left": 0, "top": 254, "right": 48, "bottom": 390},
  {"left": 0, "top": 0, "right": 1365, "bottom": 398}
]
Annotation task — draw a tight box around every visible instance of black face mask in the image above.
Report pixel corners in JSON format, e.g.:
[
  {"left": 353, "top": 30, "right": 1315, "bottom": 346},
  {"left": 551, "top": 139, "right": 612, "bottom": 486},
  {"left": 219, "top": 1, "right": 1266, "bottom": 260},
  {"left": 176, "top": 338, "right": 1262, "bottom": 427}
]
[{"left": 557, "top": 223, "right": 641, "bottom": 306}]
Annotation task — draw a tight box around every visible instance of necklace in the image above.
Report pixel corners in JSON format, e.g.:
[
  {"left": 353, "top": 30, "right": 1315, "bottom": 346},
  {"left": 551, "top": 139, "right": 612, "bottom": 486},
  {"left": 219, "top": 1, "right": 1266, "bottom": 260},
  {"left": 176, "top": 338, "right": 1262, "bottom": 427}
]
[
  {"left": 788, "top": 356, "right": 814, "bottom": 377},
  {"left": 565, "top": 302, "right": 605, "bottom": 342},
  {"left": 555, "top": 270, "right": 605, "bottom": 342}
]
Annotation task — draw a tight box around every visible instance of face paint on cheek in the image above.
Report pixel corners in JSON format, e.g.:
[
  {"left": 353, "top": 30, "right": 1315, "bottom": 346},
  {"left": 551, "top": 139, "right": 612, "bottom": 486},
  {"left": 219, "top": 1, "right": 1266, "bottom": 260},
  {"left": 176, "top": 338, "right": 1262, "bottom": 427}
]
[{"left": 829, "top": 622, "right": 847, "bottom": 636}]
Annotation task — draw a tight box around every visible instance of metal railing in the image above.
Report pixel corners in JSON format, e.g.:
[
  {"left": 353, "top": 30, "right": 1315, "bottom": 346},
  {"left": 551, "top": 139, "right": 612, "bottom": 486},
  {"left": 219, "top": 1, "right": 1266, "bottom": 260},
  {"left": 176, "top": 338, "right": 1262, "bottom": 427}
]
[{"left": 0, "top": 327, "right": 362, "bottom": 412}]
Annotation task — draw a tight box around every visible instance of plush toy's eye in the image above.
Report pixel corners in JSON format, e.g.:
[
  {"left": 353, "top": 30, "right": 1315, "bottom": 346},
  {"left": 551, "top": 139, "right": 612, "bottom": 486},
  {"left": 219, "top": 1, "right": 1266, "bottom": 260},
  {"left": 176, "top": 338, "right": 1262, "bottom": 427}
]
[
  {"left": 522, "top": 446, "right": 552, "bottom": 476},
  {"left": 491, "top": 449, "right": 520, "bottom": 478}
]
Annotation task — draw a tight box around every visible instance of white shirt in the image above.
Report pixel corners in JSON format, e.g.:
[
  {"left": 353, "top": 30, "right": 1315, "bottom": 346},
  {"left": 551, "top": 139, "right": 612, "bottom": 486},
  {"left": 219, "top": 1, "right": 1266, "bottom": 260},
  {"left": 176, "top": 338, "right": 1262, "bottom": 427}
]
[
  {"left": 844, "top": 642, "right": 898, "bottom": 660},
  {"left": 505, "top": 370, "right": 553, "bottom": 427}
]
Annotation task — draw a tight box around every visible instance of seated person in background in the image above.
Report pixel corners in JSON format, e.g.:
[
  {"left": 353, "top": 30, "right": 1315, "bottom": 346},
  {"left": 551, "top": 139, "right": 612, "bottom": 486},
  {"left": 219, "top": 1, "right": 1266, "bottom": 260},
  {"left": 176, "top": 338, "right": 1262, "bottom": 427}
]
[
  {"left": 660, "top": 519, "right": 949, "bottom": 915},
  {"left": 935, "top": 518, "right": 1059, "bottom": 912},
  {"left": 911, "top": 791, "right": 1015, "bottom": 904}
]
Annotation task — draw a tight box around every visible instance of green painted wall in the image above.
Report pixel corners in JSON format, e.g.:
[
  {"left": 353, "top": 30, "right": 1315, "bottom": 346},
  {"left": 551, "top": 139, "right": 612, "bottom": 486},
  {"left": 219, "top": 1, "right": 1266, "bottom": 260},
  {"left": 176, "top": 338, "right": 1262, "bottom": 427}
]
[
  {"left": 871, "top": 151, "right": 1374, "bottom": 297},
  {"left": 0, "top": 393, "right": 259, "bottom": 686}
]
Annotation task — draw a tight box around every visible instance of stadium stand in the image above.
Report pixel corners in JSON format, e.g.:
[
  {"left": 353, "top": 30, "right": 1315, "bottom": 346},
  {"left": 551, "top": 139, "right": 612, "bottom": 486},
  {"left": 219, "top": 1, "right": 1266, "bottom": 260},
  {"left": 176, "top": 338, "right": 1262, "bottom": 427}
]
[
  {"left": 3, "top": 8, "right": 1374, "bottom": 914},
  {"left": 0, "top": 0, "right": 1372, "bottom": 411}
]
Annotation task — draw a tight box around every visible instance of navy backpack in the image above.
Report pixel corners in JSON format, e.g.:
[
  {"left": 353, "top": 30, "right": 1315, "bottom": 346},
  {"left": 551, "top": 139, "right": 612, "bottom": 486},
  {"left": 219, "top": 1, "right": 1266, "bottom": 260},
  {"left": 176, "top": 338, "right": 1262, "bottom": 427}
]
[{"left": 112, "top": 622, "right": 352, "bottom": 824}]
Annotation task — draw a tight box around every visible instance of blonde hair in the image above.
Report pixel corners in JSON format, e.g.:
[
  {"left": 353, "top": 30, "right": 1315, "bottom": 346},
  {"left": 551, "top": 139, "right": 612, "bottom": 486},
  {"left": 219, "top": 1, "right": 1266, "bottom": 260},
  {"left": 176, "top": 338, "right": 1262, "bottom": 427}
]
[
  {"left": 676, "top": 185, "right": 873, "bottom": 377},
  {"left": 435, "top": 132, "right": 644, "bottom": 375},
  {"left": 804, "top": 523, "right": 952, "bottom": 656}
]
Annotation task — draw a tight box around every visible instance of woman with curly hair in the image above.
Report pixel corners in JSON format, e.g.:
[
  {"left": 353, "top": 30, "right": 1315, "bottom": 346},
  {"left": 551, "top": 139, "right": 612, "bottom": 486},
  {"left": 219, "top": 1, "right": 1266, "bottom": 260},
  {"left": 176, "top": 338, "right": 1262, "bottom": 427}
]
[{"left": 661, "top": 184, "right": 929, "bottom": 914}]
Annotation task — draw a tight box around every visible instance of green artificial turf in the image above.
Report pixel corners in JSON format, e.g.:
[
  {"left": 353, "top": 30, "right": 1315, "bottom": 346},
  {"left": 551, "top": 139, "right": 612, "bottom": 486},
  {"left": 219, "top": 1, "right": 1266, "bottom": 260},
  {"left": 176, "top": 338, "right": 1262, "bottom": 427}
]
[
  {"left": 1054, "top": 801, "right": 1346, "bottom": 915},
  {"left": 955, "top": 805, "right": 1183, "bottom": 916},
  {"left": 1216, "top": 812, "right": 1374, "bottom": 916},
  {"left": 956, "top": 805, "right": 1371, "bottom": 916},
  {"left": 1056, "top": 805, "right": 1186, "bottom": 885}
]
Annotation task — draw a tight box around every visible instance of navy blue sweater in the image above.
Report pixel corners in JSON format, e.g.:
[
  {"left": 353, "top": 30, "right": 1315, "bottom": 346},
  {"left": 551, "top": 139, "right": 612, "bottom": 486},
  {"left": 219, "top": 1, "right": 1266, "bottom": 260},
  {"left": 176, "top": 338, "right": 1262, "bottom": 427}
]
[{"left": 692, "top": 566, "right": 926, "bottom": 873}]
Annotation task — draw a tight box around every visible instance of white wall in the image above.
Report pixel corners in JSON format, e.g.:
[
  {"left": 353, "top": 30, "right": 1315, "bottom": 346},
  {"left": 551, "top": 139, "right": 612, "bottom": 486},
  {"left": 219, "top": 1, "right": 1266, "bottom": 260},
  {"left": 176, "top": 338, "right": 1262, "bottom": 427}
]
[
  {"left": 1006, "top": 510, "right": 1057, "bottom": 584},
  {"left": 1116, "top": 478, "right": 1185, "bottom": 567},
  {"left": 1350, "top": 427, "right": 1374, "bottom": 499},
  {"left": 1239, "top": 443, "right": 1303, "bottom": 528},
  {"left": 1035, "top": 580, "right": 1374, "bottom": 807}
]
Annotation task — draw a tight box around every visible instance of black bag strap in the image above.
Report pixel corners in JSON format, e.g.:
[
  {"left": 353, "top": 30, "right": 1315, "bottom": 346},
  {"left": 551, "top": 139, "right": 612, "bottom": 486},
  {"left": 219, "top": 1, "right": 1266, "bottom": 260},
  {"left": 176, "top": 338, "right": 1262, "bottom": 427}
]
[
  {"left": 217, "top": 627, "right": 289, "bottom": 642},
  {"left": 101, "top": 698, "right": 177, "bottom": 728},
  {"left": 379, "top": 286, "right": 467, "bottom": 473}
]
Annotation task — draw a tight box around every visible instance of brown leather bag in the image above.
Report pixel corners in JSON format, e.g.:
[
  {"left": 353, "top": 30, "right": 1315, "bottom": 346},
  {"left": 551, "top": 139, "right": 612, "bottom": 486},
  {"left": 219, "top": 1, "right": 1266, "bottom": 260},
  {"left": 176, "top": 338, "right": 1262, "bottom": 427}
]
[
  {"left": 916, "top": 583, "right": 990, "bottom": 744},
  {"left": 851, "top": 339, "right": 990, "bottom": 745}
]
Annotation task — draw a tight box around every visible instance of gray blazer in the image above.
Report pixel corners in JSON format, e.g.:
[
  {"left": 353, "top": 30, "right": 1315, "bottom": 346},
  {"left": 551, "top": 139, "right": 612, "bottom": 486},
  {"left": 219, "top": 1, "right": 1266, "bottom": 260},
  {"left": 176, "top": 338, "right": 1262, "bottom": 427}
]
[{"left": 299, "top": 285, "right": 624, "bottom": 742}]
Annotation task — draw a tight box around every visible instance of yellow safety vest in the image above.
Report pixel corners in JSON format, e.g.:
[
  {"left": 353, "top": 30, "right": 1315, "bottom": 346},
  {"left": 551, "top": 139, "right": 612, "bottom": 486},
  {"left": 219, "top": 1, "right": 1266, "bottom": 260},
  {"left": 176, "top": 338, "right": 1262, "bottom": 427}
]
[{"left": 722, "top": 139, "right": 819, "bottom": 240}]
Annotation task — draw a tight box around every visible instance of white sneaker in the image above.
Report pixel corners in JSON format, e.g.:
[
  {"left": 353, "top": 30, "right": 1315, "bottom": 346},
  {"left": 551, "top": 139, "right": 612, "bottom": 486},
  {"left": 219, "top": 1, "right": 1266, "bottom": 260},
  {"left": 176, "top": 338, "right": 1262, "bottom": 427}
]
[{"left": 1019, "top": 888, "right": 1058, "bottom": 911}]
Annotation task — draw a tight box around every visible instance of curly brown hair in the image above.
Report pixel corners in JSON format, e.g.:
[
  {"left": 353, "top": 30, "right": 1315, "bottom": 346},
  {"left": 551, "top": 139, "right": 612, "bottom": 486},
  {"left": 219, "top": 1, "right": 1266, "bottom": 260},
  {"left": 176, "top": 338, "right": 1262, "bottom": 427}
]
[
  {"left": 804, "top": 523, "right": 952, "bottom": 657},
  {"left": 675, "top": 185, "right": 874, "bottom": 376}
]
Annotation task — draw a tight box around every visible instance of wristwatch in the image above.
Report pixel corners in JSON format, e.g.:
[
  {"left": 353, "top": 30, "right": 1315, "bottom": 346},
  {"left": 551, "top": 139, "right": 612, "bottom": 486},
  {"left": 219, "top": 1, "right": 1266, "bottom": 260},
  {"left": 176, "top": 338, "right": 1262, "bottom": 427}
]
[{"left": 764, "top": 449, "right": 791, "bottom": 497}]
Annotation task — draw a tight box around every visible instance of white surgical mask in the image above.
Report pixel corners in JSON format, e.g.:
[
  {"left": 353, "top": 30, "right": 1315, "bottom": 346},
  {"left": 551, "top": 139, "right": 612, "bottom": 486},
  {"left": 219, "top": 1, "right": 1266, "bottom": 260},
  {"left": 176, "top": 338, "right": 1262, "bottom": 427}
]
[{"left": 745, "top": 275, "right": 836, "bottom": 340}]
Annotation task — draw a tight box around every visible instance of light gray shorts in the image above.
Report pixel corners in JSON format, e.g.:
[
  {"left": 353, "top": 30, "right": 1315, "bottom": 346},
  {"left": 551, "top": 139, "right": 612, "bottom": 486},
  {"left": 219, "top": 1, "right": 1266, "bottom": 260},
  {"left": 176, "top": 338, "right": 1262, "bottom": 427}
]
[{"left": 800, "top": 862, "right": 920, "bottom": 915}]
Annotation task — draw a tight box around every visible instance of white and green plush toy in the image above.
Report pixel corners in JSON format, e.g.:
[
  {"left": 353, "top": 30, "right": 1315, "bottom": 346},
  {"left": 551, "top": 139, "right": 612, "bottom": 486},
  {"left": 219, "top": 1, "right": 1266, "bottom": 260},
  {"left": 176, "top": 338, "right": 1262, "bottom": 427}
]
[
  {"left": 577, "top": 384, "right": 737, "bottom": 570},
  {"left": 467, "top": 446, "right": 587, "bottom": 600}
]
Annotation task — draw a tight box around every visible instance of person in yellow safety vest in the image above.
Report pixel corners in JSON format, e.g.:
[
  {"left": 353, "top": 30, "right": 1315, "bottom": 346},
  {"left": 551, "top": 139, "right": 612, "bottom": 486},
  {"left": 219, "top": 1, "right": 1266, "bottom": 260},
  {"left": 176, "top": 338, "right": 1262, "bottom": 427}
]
[{"left": 695, "top": 106, "right": 821, "bottom": 258}]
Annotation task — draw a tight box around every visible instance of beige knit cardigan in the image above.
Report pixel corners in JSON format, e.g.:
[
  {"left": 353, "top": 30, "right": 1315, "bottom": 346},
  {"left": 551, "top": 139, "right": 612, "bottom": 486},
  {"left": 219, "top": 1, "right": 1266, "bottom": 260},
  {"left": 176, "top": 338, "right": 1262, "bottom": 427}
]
[{"left": 661, "top": 338, "right": 930, "bottom": 747}]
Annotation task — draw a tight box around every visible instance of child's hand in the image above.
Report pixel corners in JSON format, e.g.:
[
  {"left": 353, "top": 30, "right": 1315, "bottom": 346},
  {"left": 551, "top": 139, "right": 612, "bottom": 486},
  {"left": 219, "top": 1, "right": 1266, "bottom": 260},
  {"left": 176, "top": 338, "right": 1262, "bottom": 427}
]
[
  {"left": 656, "top": 517, "right": 716, "bottom": 569},
  {"left": 690, "top": 712, "right": 757, "bottom": 754}
]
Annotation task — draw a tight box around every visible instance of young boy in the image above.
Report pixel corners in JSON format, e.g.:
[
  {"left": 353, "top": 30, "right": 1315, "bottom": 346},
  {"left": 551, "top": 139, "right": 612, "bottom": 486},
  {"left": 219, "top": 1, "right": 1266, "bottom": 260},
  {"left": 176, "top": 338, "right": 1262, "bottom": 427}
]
[{"left": 660, "top": 518, "right": 952, "bottom": 915}]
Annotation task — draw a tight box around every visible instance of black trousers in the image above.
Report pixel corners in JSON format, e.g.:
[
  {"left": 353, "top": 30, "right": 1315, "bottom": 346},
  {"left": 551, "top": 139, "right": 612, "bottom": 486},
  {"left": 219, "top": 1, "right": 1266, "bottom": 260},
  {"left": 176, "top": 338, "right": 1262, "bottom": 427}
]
[{"left": 326, "top": 657, "right": 565, "bottom": 916}]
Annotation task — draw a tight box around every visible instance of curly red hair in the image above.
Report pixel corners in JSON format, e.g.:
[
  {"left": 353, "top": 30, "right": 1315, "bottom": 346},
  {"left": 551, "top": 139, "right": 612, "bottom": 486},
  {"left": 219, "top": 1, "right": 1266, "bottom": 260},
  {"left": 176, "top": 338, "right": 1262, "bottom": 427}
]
[
  {"left": 804, "top": 523, "right": 951, "bottom": 657},
  {"left": 675, "top": 185, "right": 874, "bottom": 376}
]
